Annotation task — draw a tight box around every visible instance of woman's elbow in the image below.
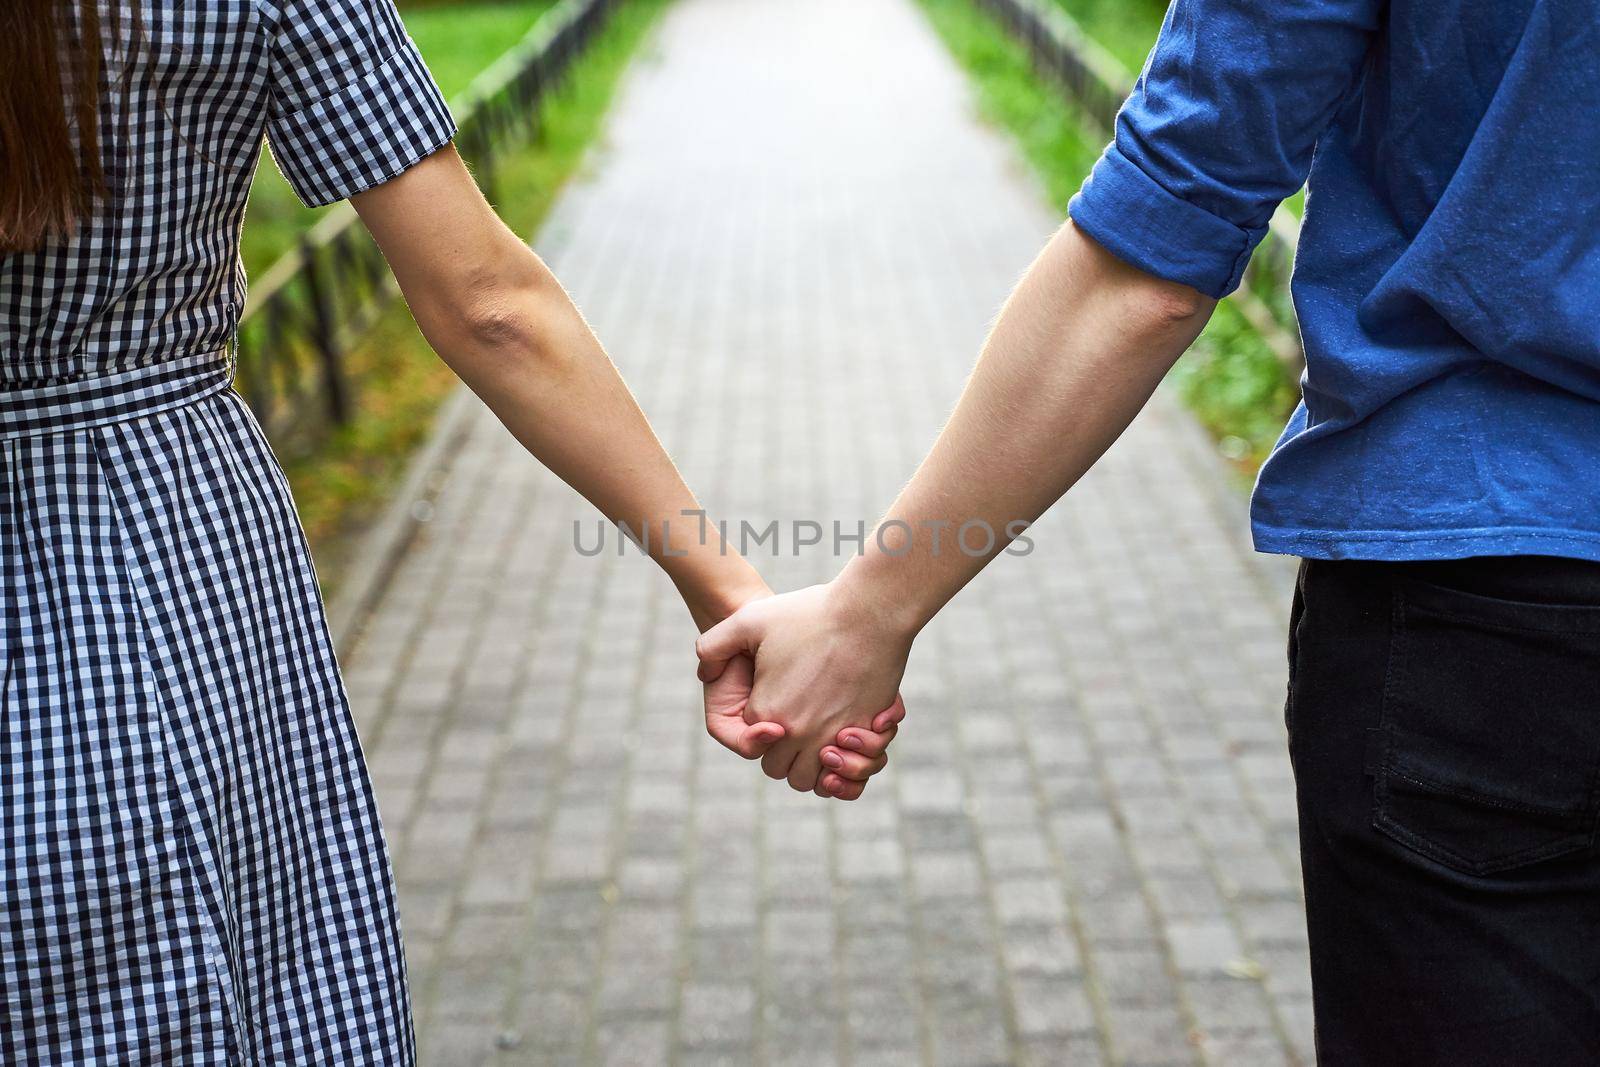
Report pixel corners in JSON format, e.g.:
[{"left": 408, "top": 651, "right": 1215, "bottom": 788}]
[
  {"left": 460, "top": 292, "right": 536, "bottom": 352},
  {"left": 446, "top": 267, "right": 571, "bottom": 371}
]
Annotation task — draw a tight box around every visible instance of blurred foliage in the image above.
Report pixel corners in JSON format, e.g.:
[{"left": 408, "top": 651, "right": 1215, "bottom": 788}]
[
  {"left": 277, "top": 0, "right": 671, "bottom": 587},
  {"left": 1049, "top": 0, "right": 1169, "bottom": 71},
  {"left": 917, "top": 0, "right": 1104, "bottom": 211},
  {"left": 241, "top": 1, "right": 557, "bottom": 279},
  {"left": 1169, "top": 302, "right": 1300, "bottom": 471},
  {"left": 920, "top": 0, "right": 1299, "bottom": 471}
]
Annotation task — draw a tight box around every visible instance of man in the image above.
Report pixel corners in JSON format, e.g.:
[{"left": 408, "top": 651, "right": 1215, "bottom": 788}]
[{"left": 698, "top": 0, "right": 1600, "bottom": 1060}]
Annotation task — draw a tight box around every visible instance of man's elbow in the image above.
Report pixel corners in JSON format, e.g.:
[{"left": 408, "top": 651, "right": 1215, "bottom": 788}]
[
  {"left": 1065, "top": 221, "right": 1214, "bottom": 328},
  {"left": 1139, "top": 276, "right": 1213, "bottom": 326}
]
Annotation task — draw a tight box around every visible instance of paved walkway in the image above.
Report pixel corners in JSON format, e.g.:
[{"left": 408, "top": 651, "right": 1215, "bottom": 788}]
[{"left": 341, "top": 0, "right": 1310, "bottom": 1063}]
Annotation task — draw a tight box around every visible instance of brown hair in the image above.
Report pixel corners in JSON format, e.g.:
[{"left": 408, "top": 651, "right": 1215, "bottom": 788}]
[{"left": 0, "top": 0, "right": 123, "bottom": 254}]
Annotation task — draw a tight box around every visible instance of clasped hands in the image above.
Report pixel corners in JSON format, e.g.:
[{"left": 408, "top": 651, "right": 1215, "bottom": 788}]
[{"left": 697, "top": 580, "right": 914, "bottom": 800}]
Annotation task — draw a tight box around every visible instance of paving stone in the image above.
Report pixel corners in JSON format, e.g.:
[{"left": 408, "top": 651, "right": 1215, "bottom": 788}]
[
  {"left": 1183, "top": 975, "right": 1278, "bottom": 1035},
  {"left": 1197, "top": 1028, "right": 1295, "bottom": 1067},
  {"left": 1017, "top": 1033, "right": 1108, "bottom": 1066},
  {"left": 1090, "top": 946, "right": 1178, "bottom": 1007},
  {"left": 1166, "top": 919, "right": 1247, "bottom": 976},
  {"left": 911, "top": 851, "right": 985, "bottom": 901},
  {"left": 1102, "top": 1002, "right": 1198, "bottom": 1065},
  {"left": 1002, "top": 922, "right": 1083, "bottom": 978},
  {"left": 1011, "top": 975, "right": 1098, "bottom": 1037},
  {"left": 596, "top": 1017, "right": 670, "bottom": 1067},
  {"left": 679, "top": 982, "right": 755, "bottom": 1048},
  {"left": 994, "top": 878, "right": 1068, "bottom": 926}
]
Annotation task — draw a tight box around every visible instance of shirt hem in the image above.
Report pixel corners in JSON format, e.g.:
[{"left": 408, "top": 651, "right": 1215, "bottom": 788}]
[{"left": 1252, "top": 524, "right": 1600, "bottom": 565}]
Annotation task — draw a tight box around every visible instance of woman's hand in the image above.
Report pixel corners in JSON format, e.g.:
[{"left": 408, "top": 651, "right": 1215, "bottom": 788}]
[
  {"left": 696, "top": 582, "right": 916, "bottom": 794},
  {"left": 702, "top": 652, "right": 783, "bottom": 758}
]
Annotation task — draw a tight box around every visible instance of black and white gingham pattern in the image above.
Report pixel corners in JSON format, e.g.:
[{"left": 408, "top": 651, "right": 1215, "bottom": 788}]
[
  {"left": 0, "top": 0, "right": 456, "bottom": 387},
  {"left": 2, "top": 0, "right": 455, "bottom": 1061}
]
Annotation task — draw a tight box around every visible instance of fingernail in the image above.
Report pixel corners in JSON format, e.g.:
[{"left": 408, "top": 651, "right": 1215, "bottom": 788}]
[
  {"left": 842, "top": 735, "right": 862, "bottom": 750},
  {"left": 821, "top": 751, "right": 842, "bottom": 768}
]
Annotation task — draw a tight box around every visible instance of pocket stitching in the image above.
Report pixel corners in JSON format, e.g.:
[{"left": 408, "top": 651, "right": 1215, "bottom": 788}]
[
  {"left": 1386, "top": 766, "right": 1587, "bottom": 820},
  {"left": 1372, "top": 809, "right": 1590, "bottom": 876},
  {"left": 1406, "top": 602, "right": 1600, "bottom": 637},
  {"left": 1404, "top": 576, "right": 1600, "bottom": 634},
  {"left": 1371, "top": 584, "right": 1600, "bottom": 876}
]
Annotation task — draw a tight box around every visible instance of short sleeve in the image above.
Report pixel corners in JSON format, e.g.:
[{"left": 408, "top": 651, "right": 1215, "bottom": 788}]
[
  {"left": 1068, "top": 0, "right": 1382, "bottom": 298},
  {"left": 263, "top": 0, "right": 457, "bottom": 207}
]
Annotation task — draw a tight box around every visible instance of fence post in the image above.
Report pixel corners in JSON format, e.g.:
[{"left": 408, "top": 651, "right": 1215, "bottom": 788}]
[
  {"left": 238, "top": 0, "right": 625, "bottom": 450},
  {"left": 300, "top": 237, "right": 352, "bottom": 427}
]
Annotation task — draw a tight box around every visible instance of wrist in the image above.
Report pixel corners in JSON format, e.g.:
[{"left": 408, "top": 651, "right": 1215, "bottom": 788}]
[
  {"left": 832, "top": 553, "right": 928, "bottom": 641},
  {"left": 675, "top": 555, "right": 770, "bottom": 631}
]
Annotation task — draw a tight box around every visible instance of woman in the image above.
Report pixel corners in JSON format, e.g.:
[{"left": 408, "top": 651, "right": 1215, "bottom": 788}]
[{"left": 0, "top": 0, "right": 895, "bottom": 1060}]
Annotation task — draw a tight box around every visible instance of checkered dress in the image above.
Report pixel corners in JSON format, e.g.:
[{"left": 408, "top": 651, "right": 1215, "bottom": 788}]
[{"left": 0, "top": 1, "right": 454, "bottom": 1062}]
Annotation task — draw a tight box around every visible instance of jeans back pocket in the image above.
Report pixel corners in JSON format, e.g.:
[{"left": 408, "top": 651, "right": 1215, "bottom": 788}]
[{"left": 1374, "top": 578, "right": 1600, "bottom": 876}]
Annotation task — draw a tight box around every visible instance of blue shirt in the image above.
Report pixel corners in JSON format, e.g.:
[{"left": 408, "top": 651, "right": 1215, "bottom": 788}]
[{"left": 1068, "top": 0, "right": 1600, "bottom": 562}]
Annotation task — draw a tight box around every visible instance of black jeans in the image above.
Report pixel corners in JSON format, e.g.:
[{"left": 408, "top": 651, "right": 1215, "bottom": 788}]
[{"left": 1287, "top": 556, "right": 1600, "bottom": 1065}]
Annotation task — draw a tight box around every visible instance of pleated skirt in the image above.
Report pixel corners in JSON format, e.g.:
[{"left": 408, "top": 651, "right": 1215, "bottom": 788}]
[{"left": 1, "top": 358, "right": 413, "bottom": 1064}]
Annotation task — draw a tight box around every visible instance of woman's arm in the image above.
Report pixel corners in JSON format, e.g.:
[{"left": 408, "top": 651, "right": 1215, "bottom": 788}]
[
  {"left": 351, "top": 146, "right": 902, "bottom": 777},
  {"left": 351, "top": 146, "right": 767, "bottom": 630}
]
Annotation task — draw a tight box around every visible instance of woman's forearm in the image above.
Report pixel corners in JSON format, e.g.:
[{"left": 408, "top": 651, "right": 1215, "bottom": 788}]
[
  {"left": 434, "top": 265, "right": 768, "bottom": 629},
  {"left": 353, "top": 148, "right": 767, "bottom": 629},
  {"left": 835, "top": 221, "right": 1215, "bottom": 634}
]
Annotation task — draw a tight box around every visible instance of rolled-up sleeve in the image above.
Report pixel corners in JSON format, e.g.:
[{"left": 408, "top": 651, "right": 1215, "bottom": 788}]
[
  {"left": 1068, "top": 0, "right": 1382, "bottom": 298},
  {"left": 264, "top": 0, "right": 457, "bottom": 208}
]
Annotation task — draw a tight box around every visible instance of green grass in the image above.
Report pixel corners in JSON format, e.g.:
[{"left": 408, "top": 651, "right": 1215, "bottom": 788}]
[
  {"left": 919, "top": 0, "right": 1299, "bottom": 471},
  {"left": 1050, "top": 0, "right": 1168, "bottom": 71},
  {"left": 240, "top": 0, "right": 557, "bottom": 278},
  {"left": 1167, "top": 301, "right": 1299, "bottom": 468},
  {"left": 918, "top": 0, "right": 1103, "bottom": 212},
  {"left": 275, "top": 0, "right": 671, "bottom": 589}
]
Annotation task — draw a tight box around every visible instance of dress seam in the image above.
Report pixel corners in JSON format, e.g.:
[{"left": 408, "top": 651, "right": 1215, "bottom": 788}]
[{"left": 89, "top": 426, "right": 247, "bottom": 1064}]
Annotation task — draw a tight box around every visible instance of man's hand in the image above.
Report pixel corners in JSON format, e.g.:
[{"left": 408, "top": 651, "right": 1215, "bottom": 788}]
[
  {"left": 696, "top": 582, "right": 915, "bottom": 794},
  {"left": 701, "top": 643, "right": 905, "bottom": 800}
]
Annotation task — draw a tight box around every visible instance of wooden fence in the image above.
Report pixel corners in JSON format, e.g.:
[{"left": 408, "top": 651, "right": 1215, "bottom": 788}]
[
  {"left": 235, "top": 0, "right": 619, "bottom": 452},
  {"left": 974, "top": 0, "right": 1304, "bottom": 370}
]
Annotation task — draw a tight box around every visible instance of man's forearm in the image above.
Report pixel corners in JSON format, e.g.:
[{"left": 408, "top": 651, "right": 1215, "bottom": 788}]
[{"left": 835, "top": 221, "right": 1215, "bottom": 634}]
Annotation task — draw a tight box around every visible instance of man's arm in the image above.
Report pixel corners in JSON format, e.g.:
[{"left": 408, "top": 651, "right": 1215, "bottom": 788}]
[
  {"left": 836, "top": 220, "right": 1213, "bottom": 633},
  {"left": 700, "top": 0, "right": 1382, "bottom": 795},
  {"left": 697, "top": 221, "right": 1214, "bottom": 794}
]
